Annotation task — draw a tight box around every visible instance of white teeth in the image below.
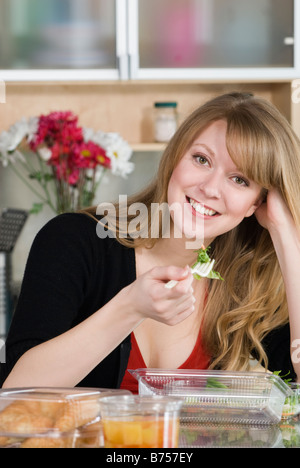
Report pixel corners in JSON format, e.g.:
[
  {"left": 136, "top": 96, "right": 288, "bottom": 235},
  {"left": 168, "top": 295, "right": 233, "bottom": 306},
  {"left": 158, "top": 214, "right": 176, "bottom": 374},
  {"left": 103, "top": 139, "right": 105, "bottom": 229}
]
[{"left": 189, "top": 198, "right": 217, "bottom": 216}]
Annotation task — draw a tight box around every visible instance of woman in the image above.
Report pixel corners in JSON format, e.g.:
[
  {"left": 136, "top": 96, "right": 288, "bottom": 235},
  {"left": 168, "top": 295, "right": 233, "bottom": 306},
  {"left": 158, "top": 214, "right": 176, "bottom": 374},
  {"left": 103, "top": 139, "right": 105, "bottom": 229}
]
[{"left": 1, "top": 92, "right": 299, "bottom": 390}]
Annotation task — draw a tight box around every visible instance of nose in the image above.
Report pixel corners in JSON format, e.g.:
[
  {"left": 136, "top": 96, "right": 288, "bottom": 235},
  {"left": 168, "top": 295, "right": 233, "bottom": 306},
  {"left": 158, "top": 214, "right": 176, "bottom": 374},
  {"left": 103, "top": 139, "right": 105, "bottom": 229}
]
[{"left": 198, "top": 171, "right": 222, "bottom": 199}]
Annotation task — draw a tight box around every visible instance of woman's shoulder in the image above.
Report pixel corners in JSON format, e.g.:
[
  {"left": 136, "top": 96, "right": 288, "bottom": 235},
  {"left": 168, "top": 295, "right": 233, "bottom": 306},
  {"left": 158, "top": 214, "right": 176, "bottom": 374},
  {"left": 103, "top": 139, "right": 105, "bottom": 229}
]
[
  {"left": 36, "top": 211, "right": 103, "bottom": 238},
  {"left": 35, "top": 212, "right": 128, "bottom": 253},
  {"left": 39, "top": 211, "right": 97, "bottom": 232}
]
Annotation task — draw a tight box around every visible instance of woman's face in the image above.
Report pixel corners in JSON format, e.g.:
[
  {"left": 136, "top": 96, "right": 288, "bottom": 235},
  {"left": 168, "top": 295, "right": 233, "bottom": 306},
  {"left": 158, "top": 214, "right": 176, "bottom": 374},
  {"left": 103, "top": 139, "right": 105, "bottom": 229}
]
[{"left": 167, "top": 120, "right": 263, "bottom": 245}]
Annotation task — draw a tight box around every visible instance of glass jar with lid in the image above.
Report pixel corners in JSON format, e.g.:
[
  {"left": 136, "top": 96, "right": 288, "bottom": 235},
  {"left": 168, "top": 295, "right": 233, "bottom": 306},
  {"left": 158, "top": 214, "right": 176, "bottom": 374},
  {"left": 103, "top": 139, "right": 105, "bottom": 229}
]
[{"left": 154, "top": 102, "right": 178, "bottom": 143}]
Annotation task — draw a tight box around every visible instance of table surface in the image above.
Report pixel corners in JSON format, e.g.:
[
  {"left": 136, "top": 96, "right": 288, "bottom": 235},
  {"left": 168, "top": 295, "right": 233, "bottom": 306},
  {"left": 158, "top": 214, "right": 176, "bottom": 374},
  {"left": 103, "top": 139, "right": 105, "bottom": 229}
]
[{"left": 178, "top": 415, "right": 300, "bottom": 448}]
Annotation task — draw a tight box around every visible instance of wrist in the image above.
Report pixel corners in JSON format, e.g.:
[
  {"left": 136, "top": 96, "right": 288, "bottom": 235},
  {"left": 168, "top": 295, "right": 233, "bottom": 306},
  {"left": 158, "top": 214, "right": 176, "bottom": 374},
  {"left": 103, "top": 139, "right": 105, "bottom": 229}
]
[
  {"left": 269, "top": 221, "right": 300, "bottom": 249},
  {"left": 115, "top": 284, "right": 145, "bottom": 327},
  {"left": 269, "top": 223, "right": 300, "bottom": 276}
]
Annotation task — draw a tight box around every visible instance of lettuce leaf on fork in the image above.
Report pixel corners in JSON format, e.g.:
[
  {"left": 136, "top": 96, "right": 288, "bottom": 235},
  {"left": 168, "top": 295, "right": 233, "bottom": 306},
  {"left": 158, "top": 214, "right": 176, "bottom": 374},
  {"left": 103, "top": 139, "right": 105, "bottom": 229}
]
[{"left": 192, "top": 245, "right": 224, "bottom": 281}]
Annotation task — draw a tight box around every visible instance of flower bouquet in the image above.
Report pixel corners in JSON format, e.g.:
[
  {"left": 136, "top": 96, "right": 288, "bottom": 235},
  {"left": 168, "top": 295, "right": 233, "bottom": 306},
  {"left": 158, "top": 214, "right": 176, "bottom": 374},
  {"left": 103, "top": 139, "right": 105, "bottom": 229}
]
[{"left": 0, "top": 111, "right": 134, "bottom": 214}]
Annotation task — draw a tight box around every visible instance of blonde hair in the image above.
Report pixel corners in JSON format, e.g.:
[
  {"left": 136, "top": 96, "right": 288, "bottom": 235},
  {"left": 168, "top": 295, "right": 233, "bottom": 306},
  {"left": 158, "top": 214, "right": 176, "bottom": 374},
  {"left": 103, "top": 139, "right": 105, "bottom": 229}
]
[{"left": 84, "top": 92, "right": 300, "bottom": 371}]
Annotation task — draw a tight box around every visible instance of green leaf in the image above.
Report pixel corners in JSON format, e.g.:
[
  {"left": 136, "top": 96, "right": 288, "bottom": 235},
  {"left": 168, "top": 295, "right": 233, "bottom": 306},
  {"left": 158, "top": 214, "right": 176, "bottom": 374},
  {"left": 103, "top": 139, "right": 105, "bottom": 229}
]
[
  {"left": 43, "top": 173, "right": 54, "bottom": 182},
  {"left": 29, "top": 171, "right": 42, "bottom": 181},
  {"left": 206, "top": 377, "right": 228, "bottom": 388},
  {"left": 193, "top": 246, "right": 224, "bottom": 281},
  {"left": 30, "top": 202, "right": 44, "bottom": 214},
  {"left": 273, "top": 370, "right": 292, "bottom": 384},
  {"left": 195, "top": 246, "right": 211, "bottom": 263},
  {"left": 207, "top": 270, "right": 224, "bottom": 280}
]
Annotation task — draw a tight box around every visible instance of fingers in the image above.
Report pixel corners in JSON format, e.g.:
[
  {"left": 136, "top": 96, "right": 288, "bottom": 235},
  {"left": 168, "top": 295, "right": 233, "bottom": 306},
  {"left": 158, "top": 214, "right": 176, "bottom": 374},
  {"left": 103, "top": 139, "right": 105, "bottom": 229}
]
[
  {"left": 150, "top": 275, "right": 194, "bottom": 307},
  {"left": 154, "top": 292, "right": 196, "bottom": 326},
  {"left": 150, "top": 265, "right": 194, "bottom": 296},
  {"left": 171, "top": 276, "right": 194, "bottom": 296},
  {"left": 150, "top": 278, "right": 196, "bottom": 326},
  {"left": 150, "top": 265, "right": 190, "bottom": 283},
  {"left": 132, "top": 265, "right": 197, "bottom": 326},
  {"left": 167, "top": 303, "right": 196, "bottom": 326}
]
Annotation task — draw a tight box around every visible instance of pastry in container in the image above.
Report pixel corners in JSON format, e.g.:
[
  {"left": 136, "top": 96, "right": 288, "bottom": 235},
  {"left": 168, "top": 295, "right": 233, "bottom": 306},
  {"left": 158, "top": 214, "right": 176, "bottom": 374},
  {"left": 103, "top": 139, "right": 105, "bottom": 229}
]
[{"left": 0, "top": 387, "right": 131, "bottom": 448}]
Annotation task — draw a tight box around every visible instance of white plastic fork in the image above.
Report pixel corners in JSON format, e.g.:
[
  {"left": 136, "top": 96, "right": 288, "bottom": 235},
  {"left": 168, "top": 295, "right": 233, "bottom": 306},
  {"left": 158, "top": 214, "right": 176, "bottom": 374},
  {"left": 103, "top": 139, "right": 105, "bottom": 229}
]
[{"left": 165, "top": 259, "right": 215, "bottom": 289}]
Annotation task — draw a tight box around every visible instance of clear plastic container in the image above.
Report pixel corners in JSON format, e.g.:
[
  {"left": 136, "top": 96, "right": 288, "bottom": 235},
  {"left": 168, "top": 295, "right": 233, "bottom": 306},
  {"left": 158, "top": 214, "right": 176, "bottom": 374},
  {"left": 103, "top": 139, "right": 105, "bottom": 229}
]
[
  {"left": 0, "top": 387, "right": 131, "bottom": 448},
  {"left": 279, "top": 417, "right": 300, "bottom": 448},
  {"left": 179, "top": 422, "right": 283, "bottom": 448},
  {"left": 282, "top": 382, "right": 300, "bottom": 420},
  {"left": 130, "top": 369, "right": 294, "bottom": 425},
  {"left": 99, "top": 394, "right": 183, "bottom": 448}
]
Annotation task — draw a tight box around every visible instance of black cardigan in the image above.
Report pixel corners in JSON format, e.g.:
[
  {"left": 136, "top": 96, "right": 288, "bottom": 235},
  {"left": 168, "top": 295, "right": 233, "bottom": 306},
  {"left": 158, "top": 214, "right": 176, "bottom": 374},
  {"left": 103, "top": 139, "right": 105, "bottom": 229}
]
[{"left": 0, "top": 213, "right": 296, "bottom": 387}]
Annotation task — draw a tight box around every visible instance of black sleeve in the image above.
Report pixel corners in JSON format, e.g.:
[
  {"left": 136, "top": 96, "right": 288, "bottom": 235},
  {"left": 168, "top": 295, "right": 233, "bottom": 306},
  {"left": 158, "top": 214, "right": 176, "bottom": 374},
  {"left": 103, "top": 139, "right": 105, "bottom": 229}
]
[
  {"left": 260, "top": 322, "right": 297, "bottom": 381},
  {"left": 0, "top": 213, "right": 101, "bottom": 386}
]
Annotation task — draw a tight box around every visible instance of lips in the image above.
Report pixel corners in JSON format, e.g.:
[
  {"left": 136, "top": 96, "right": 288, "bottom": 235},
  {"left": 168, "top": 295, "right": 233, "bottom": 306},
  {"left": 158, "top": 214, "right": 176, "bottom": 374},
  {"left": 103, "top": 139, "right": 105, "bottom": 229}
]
[{"left": 187, "top": 197, "right": 219, "bottom": 217}]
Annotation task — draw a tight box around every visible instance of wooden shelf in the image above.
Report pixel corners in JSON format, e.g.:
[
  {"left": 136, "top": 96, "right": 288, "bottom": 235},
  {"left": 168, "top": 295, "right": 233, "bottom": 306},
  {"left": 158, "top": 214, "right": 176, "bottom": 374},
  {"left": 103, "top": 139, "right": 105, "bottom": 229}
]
[
  {"left": 1, "top": 80, "right": 296, "bottom": 147},
  {"left": 131, "top": 142, "right": 166, "bottom": 152}
]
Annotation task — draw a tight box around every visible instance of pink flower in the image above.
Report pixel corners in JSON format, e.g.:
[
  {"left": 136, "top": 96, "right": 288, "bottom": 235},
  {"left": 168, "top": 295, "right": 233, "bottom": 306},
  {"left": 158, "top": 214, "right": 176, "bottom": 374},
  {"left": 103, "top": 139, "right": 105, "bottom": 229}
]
[
  {"left": 28, "top": 111, "right": 111, "bottom": 185},
  {"left": 30, "top": 111, "right": 83, "bottom": 153},
  {"left": 0, "top": 110, "right": 133, "bottom": 214},
  {"left": 75, "top": 141, "right": 111, "bottom": 170}
]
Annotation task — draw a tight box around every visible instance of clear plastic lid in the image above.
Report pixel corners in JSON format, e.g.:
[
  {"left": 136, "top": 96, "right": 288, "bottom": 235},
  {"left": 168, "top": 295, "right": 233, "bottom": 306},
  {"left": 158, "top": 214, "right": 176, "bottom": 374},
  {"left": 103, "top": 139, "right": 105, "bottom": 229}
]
[
  {"left": 0, "top": 387, "right": 131, "bottom": 438},
  {"left": 130, "top": 369, "right": 294, "bottom": 425},
  {"left": 99, "top": 394, "right": 183, "bottom": 416}
]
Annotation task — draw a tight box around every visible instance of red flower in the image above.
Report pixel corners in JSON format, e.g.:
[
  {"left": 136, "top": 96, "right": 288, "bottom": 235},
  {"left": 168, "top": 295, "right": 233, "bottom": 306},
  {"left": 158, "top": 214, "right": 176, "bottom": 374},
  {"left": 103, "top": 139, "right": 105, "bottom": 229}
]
[
  {"left": 76, "top": 141, "right": 111, "bottom": 170},
  {"left": 29, "top": 111, "right": 111, "bottom": 185},
  {"left": 30, "top": 111, "right": 83, "bottom": 152}
]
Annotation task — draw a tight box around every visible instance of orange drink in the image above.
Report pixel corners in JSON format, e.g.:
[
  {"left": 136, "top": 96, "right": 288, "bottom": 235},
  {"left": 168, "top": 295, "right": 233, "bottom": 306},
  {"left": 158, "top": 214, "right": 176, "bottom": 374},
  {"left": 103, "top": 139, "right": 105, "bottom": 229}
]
[
  {"left": 102, "top": 415, "right": 179, "bottom": 448},
  {"left": 99, "top": 395, "right": 182, "bottom": 448}
]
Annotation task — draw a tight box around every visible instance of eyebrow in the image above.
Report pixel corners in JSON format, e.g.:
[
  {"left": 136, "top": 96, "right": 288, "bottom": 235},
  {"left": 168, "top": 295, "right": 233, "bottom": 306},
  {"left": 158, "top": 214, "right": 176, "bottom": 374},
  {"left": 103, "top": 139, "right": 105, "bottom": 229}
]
[{"left": 191, "top": 143, "right": 215, "bottom": 158}]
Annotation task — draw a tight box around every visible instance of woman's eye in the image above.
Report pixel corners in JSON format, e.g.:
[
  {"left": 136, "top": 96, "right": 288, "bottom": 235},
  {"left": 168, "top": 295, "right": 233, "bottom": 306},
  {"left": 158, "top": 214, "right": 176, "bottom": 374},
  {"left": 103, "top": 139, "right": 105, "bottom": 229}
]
[
  {"left": 193, "top": 155, "right": 208, "bottom": 165},
  {"left": 232, "top": 176, "right": 249, "bottom": 187}
]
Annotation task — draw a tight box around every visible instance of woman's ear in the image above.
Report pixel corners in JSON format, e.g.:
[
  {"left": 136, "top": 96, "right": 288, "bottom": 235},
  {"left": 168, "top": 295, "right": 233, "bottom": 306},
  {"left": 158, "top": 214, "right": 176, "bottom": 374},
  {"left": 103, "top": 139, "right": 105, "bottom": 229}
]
[
  {"left": 254, "top": 197, "right": 264, "bottom": 212},
  {"left": 245, "top": 202, "right": 261, "bottom": 218},
  {"left": 245, "top": 190, "right": 267, "bottom": 218},
  {"left": 254, "top": 188, "right": 268, "bottom": 212},
  {"left": 260, "top": 188, "right": 268, "bottom": 203}
]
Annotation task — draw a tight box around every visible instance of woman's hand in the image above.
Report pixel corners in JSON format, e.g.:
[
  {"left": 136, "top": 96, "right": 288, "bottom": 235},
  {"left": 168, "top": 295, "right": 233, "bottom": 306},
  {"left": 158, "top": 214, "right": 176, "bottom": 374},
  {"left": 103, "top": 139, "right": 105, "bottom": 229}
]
[
  {"left": 255, "top": 188, "right": 300, "bottom": 381},
  {"left": 126, "top": 266, "right": 196, "bottom": 326},
  {"left": 255, "top": 188, "right": 294, "bottom": 234}
]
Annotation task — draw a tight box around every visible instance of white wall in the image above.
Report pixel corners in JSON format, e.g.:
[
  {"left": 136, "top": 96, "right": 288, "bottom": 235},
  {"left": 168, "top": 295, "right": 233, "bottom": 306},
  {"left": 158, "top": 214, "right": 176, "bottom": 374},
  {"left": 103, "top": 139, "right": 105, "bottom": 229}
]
[{"left": 0, "top": 150, "right": 161, "bottom": 282}]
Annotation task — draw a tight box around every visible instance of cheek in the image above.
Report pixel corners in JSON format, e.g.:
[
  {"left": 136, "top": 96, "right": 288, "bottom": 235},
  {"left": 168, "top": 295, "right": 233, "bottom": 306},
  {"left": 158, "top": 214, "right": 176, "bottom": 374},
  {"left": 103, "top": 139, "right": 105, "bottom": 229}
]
[
  {"left": 167, "top": 162, "right": 191, "bottom": 203},
  {"left": 228, "top": 194, "right": 258, "bottom": 219},
  {"left": 167, "top": 170, "right": 182, "bottom": 204}
]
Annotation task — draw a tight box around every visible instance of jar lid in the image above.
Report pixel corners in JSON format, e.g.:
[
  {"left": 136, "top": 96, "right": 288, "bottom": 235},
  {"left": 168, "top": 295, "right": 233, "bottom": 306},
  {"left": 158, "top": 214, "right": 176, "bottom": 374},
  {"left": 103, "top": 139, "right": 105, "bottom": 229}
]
[{"left": 154, "top": 102, "right": 177, "bottom": 108}]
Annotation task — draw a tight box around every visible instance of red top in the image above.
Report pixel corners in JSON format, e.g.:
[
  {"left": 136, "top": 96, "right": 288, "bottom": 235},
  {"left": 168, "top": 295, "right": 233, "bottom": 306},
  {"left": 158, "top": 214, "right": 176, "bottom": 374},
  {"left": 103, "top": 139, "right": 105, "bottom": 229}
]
[{"left": 120, "top": 330, "right": 210, "bottom": 394}]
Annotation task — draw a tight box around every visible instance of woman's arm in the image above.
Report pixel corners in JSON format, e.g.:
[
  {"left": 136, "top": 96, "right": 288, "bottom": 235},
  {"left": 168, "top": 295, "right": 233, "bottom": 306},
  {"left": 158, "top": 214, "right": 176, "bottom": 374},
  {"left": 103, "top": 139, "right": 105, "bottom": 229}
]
[
  {"left": 255, "top": 189, "right": 300, "bottom": 381},
  {"left": 1, "top": 212, "right": 195, "bottom": 388},
  {"left": 2, "top": 286, "right": 142, "bottom": 388},
  {"left": 3, "top": 263, "right": 194, "bottom": 388}
]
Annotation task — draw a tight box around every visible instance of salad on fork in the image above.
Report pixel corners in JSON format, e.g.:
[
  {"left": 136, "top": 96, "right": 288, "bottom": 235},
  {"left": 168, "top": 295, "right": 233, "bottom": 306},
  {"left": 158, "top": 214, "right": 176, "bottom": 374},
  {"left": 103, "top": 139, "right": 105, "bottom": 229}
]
[{"left": 165, "top": 245, "right": 223, "bottom": 289}]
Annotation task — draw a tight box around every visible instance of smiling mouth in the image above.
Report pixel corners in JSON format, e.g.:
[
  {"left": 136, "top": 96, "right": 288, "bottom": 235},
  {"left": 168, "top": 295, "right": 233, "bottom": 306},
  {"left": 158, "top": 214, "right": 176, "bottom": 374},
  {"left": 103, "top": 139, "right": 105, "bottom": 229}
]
[{"left": 187, "top": 197, "right": 219, "bottom": 217}]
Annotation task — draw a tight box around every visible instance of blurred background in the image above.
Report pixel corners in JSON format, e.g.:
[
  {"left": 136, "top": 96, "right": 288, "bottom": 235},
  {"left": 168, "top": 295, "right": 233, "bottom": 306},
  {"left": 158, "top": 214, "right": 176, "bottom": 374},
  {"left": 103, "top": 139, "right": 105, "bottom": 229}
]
[{"left": 0, "top": 0, "right": 299, "bottom": 289}]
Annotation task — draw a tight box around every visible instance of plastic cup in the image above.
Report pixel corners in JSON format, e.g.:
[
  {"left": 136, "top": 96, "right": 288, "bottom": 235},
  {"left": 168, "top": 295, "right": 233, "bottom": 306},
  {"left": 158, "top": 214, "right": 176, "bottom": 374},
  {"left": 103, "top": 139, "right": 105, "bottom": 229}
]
[{"left": 99, "top": 395, "right": 183, "bottom": 448}]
